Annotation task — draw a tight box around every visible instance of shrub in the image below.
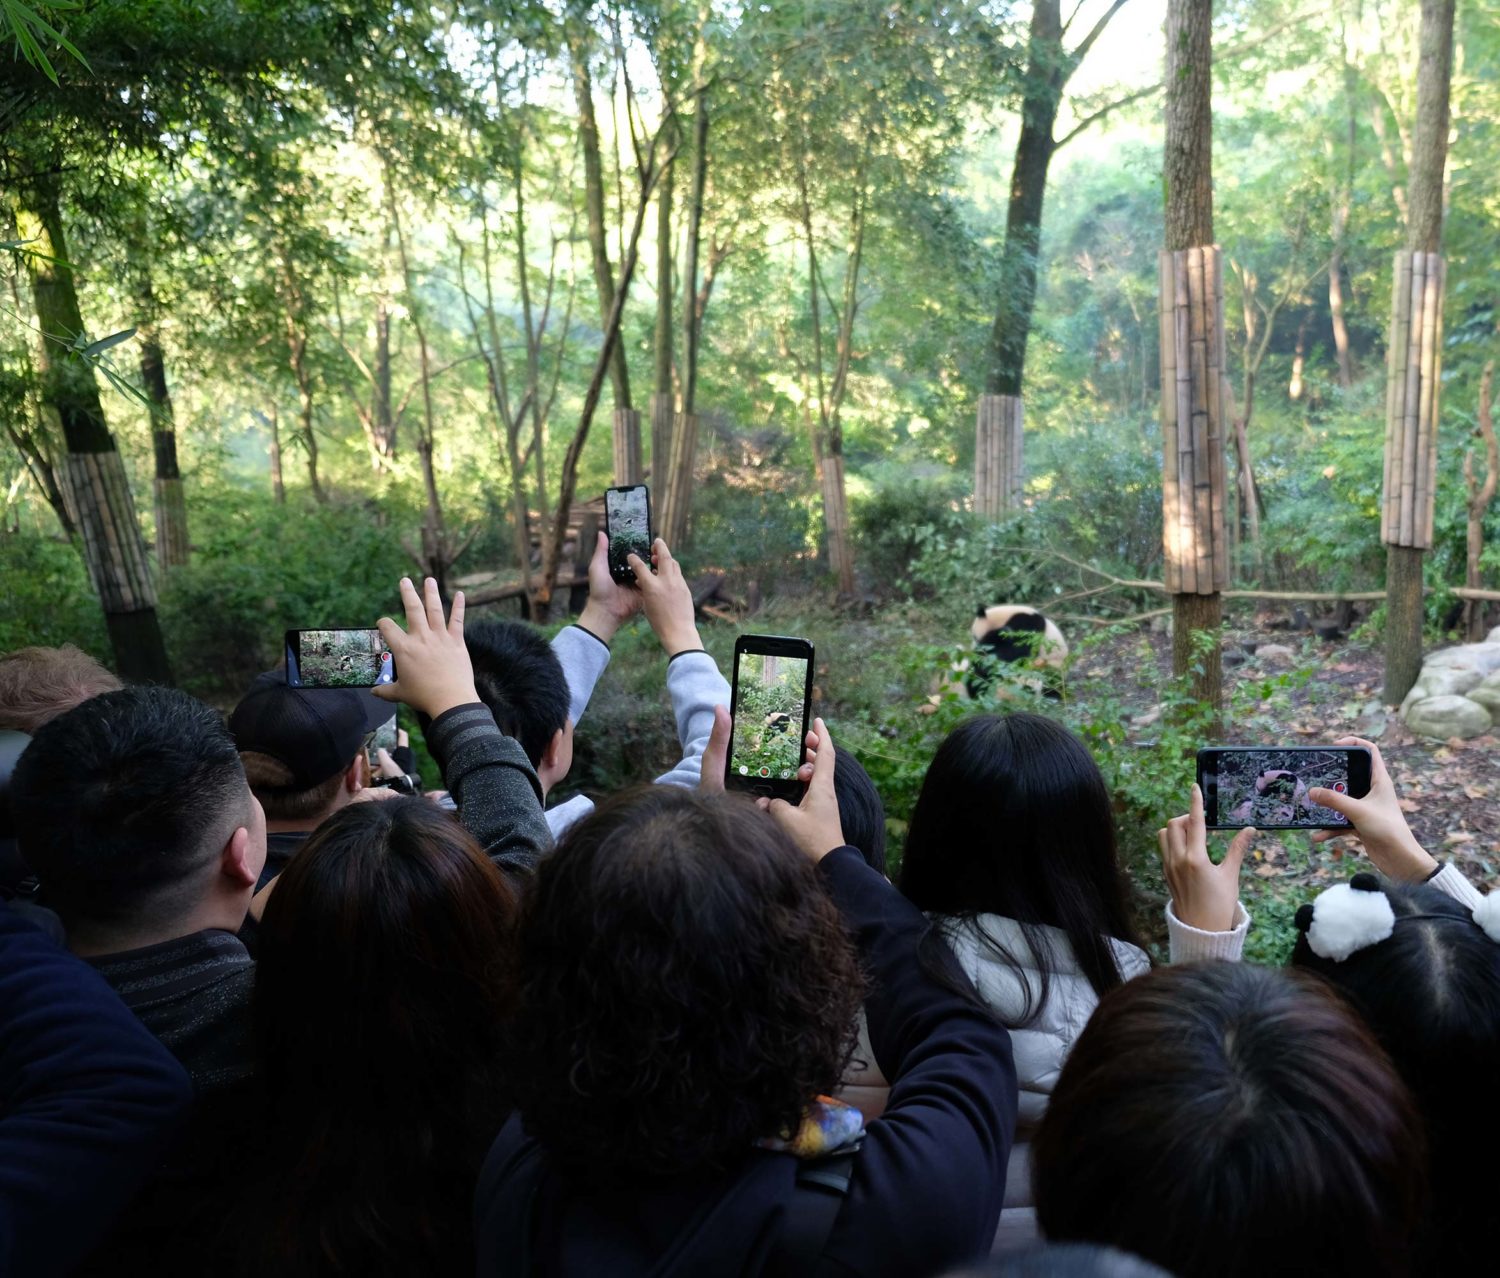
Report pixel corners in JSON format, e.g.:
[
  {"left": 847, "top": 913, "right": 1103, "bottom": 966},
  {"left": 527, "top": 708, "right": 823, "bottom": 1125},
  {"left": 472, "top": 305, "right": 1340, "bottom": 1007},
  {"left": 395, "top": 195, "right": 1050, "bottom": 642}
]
[{"left": 0, "top": 529, "right": 110, "bottom": 662}]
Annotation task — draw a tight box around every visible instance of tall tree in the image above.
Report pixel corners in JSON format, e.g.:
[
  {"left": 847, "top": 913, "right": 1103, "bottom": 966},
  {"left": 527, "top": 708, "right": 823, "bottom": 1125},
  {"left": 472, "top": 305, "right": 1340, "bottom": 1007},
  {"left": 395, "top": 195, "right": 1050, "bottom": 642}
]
[
  {"left": 1383, "top": 0, "right": 1455, "bottom": 704},
  {"left": 1162, "top": 0, "right": 1222, "bottom": 709},
  {"left": 12, "top": 171, "right": 171, "bottom": 681}
]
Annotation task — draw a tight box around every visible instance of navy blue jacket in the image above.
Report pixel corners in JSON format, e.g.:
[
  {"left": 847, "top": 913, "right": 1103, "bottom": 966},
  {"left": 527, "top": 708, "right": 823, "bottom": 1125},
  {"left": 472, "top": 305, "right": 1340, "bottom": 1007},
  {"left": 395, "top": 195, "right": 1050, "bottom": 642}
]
[
  {"left": 0, "top": 906, "right": 193, "bottom": 1278},
  {"left": 474, "top": 847, "right": 1018, "bottom": 1277}
]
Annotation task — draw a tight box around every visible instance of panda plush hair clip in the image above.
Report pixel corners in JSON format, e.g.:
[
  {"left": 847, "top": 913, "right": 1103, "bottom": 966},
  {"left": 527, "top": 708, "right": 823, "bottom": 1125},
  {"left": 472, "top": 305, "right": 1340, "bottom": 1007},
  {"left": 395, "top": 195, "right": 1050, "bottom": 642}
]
[{"left": 1296, "top": 872, "right": 1500, "bottom": 961}]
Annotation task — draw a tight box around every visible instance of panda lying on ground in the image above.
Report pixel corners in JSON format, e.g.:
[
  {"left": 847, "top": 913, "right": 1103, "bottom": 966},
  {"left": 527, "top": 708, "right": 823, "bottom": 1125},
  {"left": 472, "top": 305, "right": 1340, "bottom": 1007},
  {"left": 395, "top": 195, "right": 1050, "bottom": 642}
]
[{"left": 939, "top": 605, "right": 1069, "bottom": 702}]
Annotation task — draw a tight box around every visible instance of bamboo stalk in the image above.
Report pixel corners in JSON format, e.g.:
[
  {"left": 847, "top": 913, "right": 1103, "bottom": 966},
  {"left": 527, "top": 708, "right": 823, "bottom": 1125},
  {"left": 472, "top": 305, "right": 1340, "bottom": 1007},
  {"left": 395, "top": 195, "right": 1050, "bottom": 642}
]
[
  {"left": 1398, "top": 252, "right": 1426, "bottom": 545},
  {"left": 1159, "top": 252, "right": 1182, "bottom": 594}
]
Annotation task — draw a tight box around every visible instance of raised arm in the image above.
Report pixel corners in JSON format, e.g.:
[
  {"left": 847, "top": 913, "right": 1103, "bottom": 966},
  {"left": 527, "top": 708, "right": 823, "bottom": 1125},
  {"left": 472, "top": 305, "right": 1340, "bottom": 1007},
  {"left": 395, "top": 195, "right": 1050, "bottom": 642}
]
[
  {"left": 767, "top": 722, "right": 1017, "bottom": 1274},
  {"left": 376, "top": 577, "right": 551, "bottom": 877}
]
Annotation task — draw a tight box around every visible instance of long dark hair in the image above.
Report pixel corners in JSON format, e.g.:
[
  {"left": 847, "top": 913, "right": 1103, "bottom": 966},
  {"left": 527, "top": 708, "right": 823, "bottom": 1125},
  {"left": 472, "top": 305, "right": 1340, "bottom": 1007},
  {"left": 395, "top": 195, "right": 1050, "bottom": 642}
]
[
  {"left": 506, "top": 785, "right": 865, "bottom": 1185},
  {"left": 244, "top": 798, "right": 518, "bottom": 1277},
  {"left": 898, "top": 713, "right": 1145, "bottom": 1023}
]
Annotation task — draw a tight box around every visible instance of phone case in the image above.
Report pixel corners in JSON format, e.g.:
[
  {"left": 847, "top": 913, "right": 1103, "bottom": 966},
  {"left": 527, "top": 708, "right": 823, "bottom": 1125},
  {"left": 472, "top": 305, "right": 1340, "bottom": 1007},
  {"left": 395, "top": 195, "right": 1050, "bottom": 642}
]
[
  {"left": 725, "top": 636, "right": 815, "bottom": 802},
  {"left": 605, "top": 485, "right": 652, "bottom": 584},
  {"left": 1198, "top": 746, "right": 1371, "bottom": 830}
]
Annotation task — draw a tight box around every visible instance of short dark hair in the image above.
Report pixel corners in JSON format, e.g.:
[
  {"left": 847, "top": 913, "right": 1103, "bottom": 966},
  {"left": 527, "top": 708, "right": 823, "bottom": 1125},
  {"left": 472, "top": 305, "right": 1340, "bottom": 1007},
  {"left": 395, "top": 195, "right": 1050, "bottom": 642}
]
[
  {"left": 11, "top": 686, "right": 250, "bottom": 927},
  {"left": 899, "top": 713, "right": 1145, "bottom": 1022},
  {"left": 463, "top": 620, "right": 570, "bottom": 769},
  {"left": 1293, "top": 878, "right": 1500, "bottom": 1272},
  {"left": 507, "top": 785, "right": 865, "bottom": 1183},
  {"left": 248, "top": 798, "right": 517, "bottom": 1274},
  {"left": 1033, "top": 962, "right": 1426, "bottom": 1278},
  {"left": 833, "top": 749, "right": 886, "bottom": 874}
]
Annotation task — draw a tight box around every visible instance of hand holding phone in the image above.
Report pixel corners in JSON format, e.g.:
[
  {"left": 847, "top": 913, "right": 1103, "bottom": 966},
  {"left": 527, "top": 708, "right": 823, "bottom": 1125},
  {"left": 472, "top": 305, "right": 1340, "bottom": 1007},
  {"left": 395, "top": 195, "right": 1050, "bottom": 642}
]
[
  {"left": 763, "top": 716, "right": 846, "bottom": 862},
  {"left": 1198, "top": 746, "right": 1372, "bottom": 830},
  {"left": 1307, "top": 736, "right": 1438, "bottom": 882},
  {"left": 725, "top": 636, "right": 815, "bottom": 801},
  {"left": 1158, "top": 783, "right": 1253, "bottom": 934},
  {"left": 371, "top": 577, "right": 478, "bottom": 720},
  {"left": 630, "top": 538, "right": 702, "bottom": 658}
]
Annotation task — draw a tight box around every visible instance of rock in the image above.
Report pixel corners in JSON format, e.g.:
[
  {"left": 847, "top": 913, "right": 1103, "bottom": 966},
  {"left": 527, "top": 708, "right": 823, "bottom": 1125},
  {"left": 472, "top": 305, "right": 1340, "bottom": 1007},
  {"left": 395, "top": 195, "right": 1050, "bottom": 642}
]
[
  {"left": 1403, "top": 695, "right": 1493, "bottom": 741},
  {"left": 1486, "top": 624, "right": 1500, "bottom": 645},
  {"left": 1131, "top": 705, "right": 1163, "bottom": 730},
  {"left": 1467, "top": 671, "right": 1500, "bottom": 715},
  {"left": 1223, "top": 649, "right": 1248, "bottom": 668},
  {"left": 1420, "top": 643, "right": 1500, "bottom": 677},
  {"left": 1399, "top": 665, "right": 1489, "bottom": 717},
  {"left": 1255, "top": 643, "right": 1296, "bottom": 665},
  {"left": 1312, "top": 618, "right": 1346, "bottom": 641},
  {"left": 1354, "top": 703, "right": 1389, "bottom": 739},
  {"left": 1149, "top": 614, "right": 1171, "bottom": 634}
]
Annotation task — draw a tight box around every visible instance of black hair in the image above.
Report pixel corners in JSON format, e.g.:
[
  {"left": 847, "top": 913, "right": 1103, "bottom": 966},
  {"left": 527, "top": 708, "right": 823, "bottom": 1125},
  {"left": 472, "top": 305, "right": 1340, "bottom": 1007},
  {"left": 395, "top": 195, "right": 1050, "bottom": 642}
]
[
  {"left": 11, "top": 686, "right": 249, "bottom": 927},
  {"left": 506, "top": 784, "right": 865, "bottom": 1184},
  {"left": 1292, "top": 876, "right": 1500, "bottom": 1272},
  {"left": 1033, "top": 962, "right": 1426, "bottom": 1278},
  {"left": 463, "top": 619, "right": 571, "bottom": 769},
  {"left": 898, "top": 713, "right": 1145, "bottom": 1024},
  {"left": 244, "top": 799, "right": 516, "bottom": 1276},
  {"left": 833, "top": 749, "right": 886, "bottom": 875}
]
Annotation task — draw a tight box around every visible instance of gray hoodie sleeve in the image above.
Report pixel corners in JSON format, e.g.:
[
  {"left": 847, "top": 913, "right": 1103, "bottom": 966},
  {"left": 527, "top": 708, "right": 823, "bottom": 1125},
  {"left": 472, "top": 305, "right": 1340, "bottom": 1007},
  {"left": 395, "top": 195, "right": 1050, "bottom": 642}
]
[
  {"left": 550, "top": 625, "right": 612, "bottom": 726},
  {"left": 424, "top": 703, "right": 552, "bottom": 878},
  {"left": 652, "top": 650, "right": 732, "bottom": 789}
]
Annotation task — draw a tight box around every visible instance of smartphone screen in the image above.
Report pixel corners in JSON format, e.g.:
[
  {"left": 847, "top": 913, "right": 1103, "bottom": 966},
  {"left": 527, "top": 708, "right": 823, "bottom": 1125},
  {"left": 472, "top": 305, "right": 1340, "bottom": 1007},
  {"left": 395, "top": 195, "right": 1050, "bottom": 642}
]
[
  {"left": 369, "top": 712, "right": 397, "bottom": 759},
  {"left": 285, "top": 629, "right": 395, "bottom": 689},
  {"left": 1199, "top": 747, "right": 1371, "bottom": 830},
  {"left": 605, "top": 484, "right": 652, "bottom": 583},
  {"left": 727, "top": 636, "right": 815, "bottom": 800}
]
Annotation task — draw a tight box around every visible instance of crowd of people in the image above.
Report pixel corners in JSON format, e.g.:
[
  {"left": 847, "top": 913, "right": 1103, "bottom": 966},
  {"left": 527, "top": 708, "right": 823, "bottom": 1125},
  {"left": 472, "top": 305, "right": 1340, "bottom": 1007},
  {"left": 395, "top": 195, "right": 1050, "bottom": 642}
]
[{"left": 2, "top": 530, "right": 1497, "bottom": 1278}]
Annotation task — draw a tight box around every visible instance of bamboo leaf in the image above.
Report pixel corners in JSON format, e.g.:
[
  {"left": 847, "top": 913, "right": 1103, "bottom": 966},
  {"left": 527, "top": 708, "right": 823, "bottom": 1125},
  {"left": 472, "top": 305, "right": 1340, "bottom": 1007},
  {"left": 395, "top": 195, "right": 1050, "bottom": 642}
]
[{"left": 81, "top": 328, "right": 137, "bottom": 357}]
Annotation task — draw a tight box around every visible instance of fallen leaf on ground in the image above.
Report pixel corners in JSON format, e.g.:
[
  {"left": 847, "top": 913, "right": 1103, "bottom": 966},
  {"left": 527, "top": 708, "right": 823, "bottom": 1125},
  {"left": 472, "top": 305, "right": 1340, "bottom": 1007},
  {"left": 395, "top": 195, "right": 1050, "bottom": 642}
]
[
  {"left": 1444, "top": 830, "right": 1476, "bottom": 846},
  {"left": 1399, "top": 798, "right": 1422, "bottom": 813}
]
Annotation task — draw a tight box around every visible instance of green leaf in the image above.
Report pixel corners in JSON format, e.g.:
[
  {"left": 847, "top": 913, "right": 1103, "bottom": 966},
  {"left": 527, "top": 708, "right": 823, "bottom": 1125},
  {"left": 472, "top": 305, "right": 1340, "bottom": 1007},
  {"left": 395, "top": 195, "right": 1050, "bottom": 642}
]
[{"left": 80, "top": 328, "right": 137, "bottom": 357}]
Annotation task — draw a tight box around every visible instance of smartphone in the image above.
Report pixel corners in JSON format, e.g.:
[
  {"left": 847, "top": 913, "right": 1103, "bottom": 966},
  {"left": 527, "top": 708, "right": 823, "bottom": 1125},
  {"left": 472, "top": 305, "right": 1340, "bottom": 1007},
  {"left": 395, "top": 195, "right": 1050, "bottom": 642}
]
[
  {"left": 368, "top": 712, "right": 398, "bottom": 765},
  {"left": 1198, "top": 746, "right": 1372, "bottom": 830},
  {"left": 285, "top": 629, "right": 395, "bottom": 689},
  {"left": 605, "top": 484, "right": 652, "bottom": 584},
  {"left": 726, "top": 635, "right": 815, "bottom": 801}
]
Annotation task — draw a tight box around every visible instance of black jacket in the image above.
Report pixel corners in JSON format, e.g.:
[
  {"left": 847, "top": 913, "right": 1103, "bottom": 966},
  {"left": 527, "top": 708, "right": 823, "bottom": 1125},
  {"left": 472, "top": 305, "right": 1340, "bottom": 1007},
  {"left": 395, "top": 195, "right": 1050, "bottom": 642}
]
[{"left": 474, "top": 848, "right": 1018, "bottom": 1277}]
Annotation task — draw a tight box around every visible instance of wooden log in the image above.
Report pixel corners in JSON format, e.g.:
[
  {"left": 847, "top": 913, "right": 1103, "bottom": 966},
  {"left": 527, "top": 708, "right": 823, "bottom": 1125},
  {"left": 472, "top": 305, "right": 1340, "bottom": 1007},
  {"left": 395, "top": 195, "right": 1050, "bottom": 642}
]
[
  {"left": 1159, "top": 251, "right": 1181, "bottom": 594},
  {"left": 1380, "top": 253, "right": 1407, "bottom": 542},
  {"left": 649, "top": 393, "right": 674, "bottom": 484},
  {"left": 612, "top": 408, "right": 643, "bottom": 487},
  {"left": 1398, "top": 251, "right": 1426, "bottom": 545},
  {"left": 974, "top": 397, "right": 991, "bottom": 518}
]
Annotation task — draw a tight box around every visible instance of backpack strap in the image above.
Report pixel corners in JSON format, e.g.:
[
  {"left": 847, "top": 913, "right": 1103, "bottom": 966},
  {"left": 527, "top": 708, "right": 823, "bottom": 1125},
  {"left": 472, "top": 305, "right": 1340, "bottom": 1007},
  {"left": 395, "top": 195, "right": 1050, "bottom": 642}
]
[{"left": 766, "top": 1147, "right": 860, "bottom": 1273}]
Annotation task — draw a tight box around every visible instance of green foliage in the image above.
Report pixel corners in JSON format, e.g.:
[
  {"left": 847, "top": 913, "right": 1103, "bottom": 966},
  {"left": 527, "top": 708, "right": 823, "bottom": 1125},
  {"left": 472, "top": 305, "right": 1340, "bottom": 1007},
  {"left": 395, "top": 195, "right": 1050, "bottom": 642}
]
[
  {"left": 0, "top": 528, "right": 108, "bottom": 658},
  {"left": 157, "top": 488, "right": 413, "bottom": 699}
]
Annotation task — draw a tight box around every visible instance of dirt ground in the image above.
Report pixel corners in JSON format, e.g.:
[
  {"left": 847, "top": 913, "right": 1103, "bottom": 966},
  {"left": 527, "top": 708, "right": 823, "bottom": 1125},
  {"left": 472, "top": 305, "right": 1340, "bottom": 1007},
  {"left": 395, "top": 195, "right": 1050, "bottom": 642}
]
[{"left": 1074, "top": 622, "right": 1500, "bottom": 899}]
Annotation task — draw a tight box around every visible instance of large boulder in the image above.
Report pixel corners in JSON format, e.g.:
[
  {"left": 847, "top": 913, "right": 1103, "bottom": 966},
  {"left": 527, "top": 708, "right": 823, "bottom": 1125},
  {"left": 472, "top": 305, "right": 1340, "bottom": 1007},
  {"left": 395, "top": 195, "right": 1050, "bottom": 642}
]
[
  {"left": 1420, "top": 642, "right": 1500, "bottom": 677},
  {"left": 1404, "top": 694, "right": 1493, "bottom": 741},
  {"left": 1399, "top": 664, "right": 1490, "bottom": 716}
]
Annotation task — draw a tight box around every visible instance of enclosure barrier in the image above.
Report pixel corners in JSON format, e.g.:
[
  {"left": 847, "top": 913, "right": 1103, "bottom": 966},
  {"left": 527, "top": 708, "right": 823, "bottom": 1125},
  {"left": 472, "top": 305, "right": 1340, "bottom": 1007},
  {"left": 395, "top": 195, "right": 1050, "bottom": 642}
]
[
  {"left": 1382, "top": 250, "right": 1445, "bottom": 551},
  {"left": 650, "top": 393, "right": 674, "bottom": 486},
  {"left": 974, "top": 394, "right": 1023, "bottom": 519},
  {"left": 1158, "top": 245, "right": 1229, "bottom": 596},
  {"left": 659, "top": 412, "right": 699, "bottom": 547},
  {"left": 612, "top": 408, "right": 643, "bottom": 488}
]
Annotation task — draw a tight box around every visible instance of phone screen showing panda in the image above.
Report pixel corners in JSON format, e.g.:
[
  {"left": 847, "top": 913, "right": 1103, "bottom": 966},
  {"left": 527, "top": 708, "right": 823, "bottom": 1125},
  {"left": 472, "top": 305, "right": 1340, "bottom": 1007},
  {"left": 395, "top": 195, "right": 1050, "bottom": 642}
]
[
  {"left": 728, "top": 642, "right": 813, "bottom": 794},
  {"left": 1198, "top": 747, "right": 1371, "bottom": 830}
]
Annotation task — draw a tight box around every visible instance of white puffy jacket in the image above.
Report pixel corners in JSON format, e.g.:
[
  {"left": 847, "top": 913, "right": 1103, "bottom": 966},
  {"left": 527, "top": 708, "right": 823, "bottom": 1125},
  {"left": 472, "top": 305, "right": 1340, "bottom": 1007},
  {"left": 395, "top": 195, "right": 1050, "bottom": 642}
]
[{"left": 838, "top": 914, "right": 1151, "bottom": 1251}]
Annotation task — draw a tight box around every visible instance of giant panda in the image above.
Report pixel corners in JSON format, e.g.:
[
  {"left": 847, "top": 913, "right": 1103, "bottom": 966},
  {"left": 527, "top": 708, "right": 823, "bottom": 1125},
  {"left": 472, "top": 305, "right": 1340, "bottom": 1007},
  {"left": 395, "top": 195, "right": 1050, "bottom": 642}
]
[{"left": 960, "top": 605, "right": 1069, "bottom": 701}]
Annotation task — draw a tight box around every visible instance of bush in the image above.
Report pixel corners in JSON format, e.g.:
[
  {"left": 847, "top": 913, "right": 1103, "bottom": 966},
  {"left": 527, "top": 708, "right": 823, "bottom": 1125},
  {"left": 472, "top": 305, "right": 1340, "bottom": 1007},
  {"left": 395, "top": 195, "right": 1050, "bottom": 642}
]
[
  {"left": 850, "top": 474, "right": 970, "bottom": 595},
  {"left": 0, "top": 529, "right": 110, "bottom": 662},
  {"left": 158, "top": 487, "right": 414, "bottom": 702}
]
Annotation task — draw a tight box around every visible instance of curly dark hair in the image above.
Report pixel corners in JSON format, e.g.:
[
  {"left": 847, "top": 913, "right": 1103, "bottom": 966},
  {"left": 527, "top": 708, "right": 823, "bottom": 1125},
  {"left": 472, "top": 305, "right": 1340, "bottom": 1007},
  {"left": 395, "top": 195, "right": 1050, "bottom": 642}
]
[{"left": 507, "top": 784, "right": 866, "bottom": 1183}]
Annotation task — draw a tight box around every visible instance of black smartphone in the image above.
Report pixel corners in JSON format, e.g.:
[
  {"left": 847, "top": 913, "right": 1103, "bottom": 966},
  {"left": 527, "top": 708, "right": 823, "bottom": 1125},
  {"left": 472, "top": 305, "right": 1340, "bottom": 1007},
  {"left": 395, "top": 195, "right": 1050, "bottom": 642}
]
[
  {"left": 605, "top": 483, "right": 652, "bottom": 584},
  {"left": 726, "top": 635, "right": 815, "bottom": 801},
  {"left": 368, "top": 712, "right": 398, "bottom": 765},
  {"left": 1198, "top": 746, "right": 1372, "bottom": 830},
  {"left": 285, "top": 629, "right": 395, "bottom": 689}
]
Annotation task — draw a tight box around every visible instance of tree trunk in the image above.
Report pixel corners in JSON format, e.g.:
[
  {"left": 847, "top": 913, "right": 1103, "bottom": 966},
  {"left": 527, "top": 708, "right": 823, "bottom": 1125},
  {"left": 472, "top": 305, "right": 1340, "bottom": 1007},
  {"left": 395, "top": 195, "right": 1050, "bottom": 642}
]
[
  {"left": 279, "top": 250, "right": 325, "bottom": 504},
  {"left": 984, "top": 0, "right": 1063, "bottom": 398},
  {"left": 268, "top": 404, "right": 285, "bottom": 503},
  {"left": 1462, "top": 362, "right": 1496, "bottom": 641},
  {"left": 661, "top": 82, "right": 710, "bottom": 549},
  {"left": 14, "top": 178, "right": 171, "bottom": 683},
  {"left": 373, "top": 293, "right": 395, "bottom": 462},
  {"left": 1329, "top": 31, "right": 1357, "bottom": 389},
  {"left": 571, "top": 34, "right": 632, "bottom": 411},
  {"left": 1383, "top": 0, "right": 1454, "bottom": 704},
  {"left": 136, "top": 300, "right": 189, "bottom": 570},
  {"left": 1163, "top": 0, "right": 1222, "bottom": 709},
  {"left": 653, "top": 138, "right": 674, "bottom": 402}
]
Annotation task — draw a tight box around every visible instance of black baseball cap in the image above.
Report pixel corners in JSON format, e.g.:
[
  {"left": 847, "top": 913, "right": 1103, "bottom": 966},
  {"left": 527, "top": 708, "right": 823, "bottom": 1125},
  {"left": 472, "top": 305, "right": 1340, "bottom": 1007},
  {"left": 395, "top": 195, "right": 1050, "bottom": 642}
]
[{"left": 229, "top": 672, "right": 392, "bottom": 789}]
